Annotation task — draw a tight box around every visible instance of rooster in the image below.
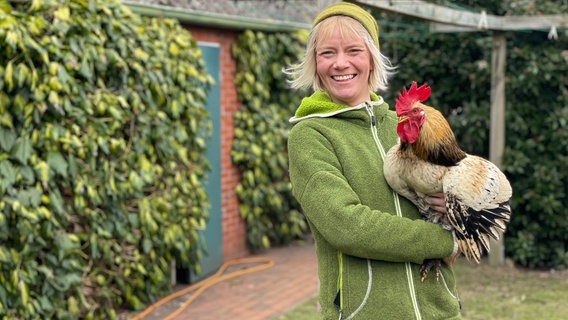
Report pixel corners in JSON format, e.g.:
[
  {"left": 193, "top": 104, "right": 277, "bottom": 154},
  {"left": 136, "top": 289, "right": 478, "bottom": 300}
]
[{"left": 383, "top": 82, "right": 512, "bottom": 281}]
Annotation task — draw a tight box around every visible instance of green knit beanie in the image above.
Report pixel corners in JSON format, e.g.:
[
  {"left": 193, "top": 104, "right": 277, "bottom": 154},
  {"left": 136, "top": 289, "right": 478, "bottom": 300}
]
[{"left": 312, "top": 2, "right": 379, "bottom": 48}]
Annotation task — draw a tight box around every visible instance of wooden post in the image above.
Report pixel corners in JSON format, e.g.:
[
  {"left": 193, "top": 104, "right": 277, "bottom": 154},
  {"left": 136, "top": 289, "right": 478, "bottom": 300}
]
[{"left": 488, "top": 31, "right": 506, "bottom": 265}]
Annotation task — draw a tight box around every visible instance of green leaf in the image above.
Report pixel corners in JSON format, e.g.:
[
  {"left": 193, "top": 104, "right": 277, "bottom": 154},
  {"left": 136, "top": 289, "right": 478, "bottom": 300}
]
[
  {"left": 53, "top": 6, "right": 70, "bottom": 21},
  {"left": 19, "top": 165, "right": 35, "bottom": 185},
  {"left": 46, "top": 151, "right": 68, "bottom": 177},
  {"left": 0, "top": 129, "right": 15, "bottom": 151},
  {"left": 49, "top": 191, "right": 64, "bottom": 215},
  {"left": 54, "top": 233, "right": 79, "bottom": 260},
  {"left": 142, "top": 238, "right": 152, "bottom": 254},
  {"left": 67, "top": 154, "right": 77, "bottom": 179},
  {"left": 0, "top": 160, "right": 17, "bottom": 186},
  {"left": 0, "top": 0, "right": 11, "bottom": 14},
  {"left": 0, "top": 245, "right": 9, "bottom": 263},
  {"left": 10, "top": 139, "right": 32, "bottom": 164},
  {"left": 78, "top": 59, "right": 92, "bottom": 80},
  {"left": 17, "top": 188, "right": 41, "bottom": 207}
]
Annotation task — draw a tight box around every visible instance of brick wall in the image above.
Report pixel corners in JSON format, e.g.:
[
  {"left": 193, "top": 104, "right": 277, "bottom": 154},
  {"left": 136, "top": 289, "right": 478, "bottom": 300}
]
[{"left": 185, "top": 26, "right": 250, "bottom": 261}]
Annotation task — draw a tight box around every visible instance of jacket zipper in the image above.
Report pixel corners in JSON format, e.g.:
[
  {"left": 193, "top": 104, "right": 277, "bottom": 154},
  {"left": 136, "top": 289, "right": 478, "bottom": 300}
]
[{"left": 364, "top": 102, "right": 423, "bottom": 320}]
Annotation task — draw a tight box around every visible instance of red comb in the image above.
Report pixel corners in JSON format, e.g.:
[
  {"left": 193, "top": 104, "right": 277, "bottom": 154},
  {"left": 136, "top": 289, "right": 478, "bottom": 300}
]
[{"left": 395, "top": 82, "right": 431, "bottom": 116}]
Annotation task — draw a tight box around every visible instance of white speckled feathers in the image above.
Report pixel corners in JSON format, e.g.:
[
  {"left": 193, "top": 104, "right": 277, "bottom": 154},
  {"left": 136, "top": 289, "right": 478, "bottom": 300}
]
[{"left": 442, "top": 155, "right": 511, "bottom": 212}]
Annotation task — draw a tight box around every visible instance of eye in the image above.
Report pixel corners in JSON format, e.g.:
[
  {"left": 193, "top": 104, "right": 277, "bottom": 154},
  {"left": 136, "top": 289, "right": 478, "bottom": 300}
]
[
  {"left": 348, "top": 47, "right": 364, "bottom": 55},
  {"left": 317, "top": 50, "right": 334, "bottom": 57}
]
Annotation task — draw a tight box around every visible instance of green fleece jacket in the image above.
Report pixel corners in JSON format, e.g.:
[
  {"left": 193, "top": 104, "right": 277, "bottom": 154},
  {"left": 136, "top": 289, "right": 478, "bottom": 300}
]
[{"left": 288, "top": 91, "right": 461, "bottom": 319}]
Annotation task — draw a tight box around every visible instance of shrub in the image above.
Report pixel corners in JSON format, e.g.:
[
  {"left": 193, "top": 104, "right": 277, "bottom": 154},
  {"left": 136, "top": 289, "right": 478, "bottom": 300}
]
[
  {"left": 231, "top": 30, "right": 309, "bottom": 252},
  {"left": 0, "top": 0, "right": 213, "bottom": 318}
]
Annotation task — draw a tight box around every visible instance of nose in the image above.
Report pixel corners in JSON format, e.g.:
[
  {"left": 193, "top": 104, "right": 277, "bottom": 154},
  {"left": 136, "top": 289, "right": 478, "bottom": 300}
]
[{"left": 333, "top": 52, "right": 349, "bottom": 69}]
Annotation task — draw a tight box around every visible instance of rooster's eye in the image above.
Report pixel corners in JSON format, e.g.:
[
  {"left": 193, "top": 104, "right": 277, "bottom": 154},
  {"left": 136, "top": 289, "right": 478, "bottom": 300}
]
[{"left": 412, "top": 108, "right": 424, "bottom": 116}]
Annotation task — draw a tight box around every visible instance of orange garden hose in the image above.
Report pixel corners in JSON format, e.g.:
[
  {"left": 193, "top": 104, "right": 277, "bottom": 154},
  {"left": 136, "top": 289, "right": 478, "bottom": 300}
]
[{"left": 130, "top": 257, "right": 275, "bottom": 320}]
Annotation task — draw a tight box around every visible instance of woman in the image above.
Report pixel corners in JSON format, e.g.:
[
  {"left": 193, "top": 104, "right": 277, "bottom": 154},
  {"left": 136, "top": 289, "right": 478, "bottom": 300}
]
[{"left": 286, "top": 2, "right": 461, "bottom": 319}]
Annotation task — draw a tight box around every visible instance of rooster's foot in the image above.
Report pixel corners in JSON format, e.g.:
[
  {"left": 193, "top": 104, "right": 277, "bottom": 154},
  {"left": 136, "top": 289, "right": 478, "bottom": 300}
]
[{"left": 420, "top": 259, "right": 442, "bottom": 282}]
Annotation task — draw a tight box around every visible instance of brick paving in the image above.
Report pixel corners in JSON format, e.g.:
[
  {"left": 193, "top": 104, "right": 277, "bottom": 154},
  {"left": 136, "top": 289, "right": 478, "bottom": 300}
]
[{"left": 135, "top": 239, "right": 318, "bottom": 320}]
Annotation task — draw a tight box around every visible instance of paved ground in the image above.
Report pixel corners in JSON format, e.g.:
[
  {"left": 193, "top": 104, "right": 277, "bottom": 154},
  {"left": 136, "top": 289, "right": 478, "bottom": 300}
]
[{"left": 133, "top": 239, "right": 318, "bottom": 320}]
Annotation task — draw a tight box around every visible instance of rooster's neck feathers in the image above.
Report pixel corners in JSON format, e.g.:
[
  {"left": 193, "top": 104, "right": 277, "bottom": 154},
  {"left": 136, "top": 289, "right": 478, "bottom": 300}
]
[{"left": 405, "top": 104, "right": 467, "bottom": 166}]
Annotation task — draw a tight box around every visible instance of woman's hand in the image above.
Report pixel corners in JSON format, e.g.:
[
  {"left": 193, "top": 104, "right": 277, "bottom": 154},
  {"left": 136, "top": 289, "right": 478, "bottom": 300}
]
[
  {"left": 427, "top": 193, "right": 460, "bottom": 265},
  {"left": 444, "top": 233, "right": 461, "bottom": 266},
  {"left": 427, "top": 192, "right": 447, "bottom": 214}
]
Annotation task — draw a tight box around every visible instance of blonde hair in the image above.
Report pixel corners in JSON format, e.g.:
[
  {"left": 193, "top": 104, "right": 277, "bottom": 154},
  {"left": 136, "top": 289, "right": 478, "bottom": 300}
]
[{"left": 284, "top": 15, "right": 396, "bottom": 93}]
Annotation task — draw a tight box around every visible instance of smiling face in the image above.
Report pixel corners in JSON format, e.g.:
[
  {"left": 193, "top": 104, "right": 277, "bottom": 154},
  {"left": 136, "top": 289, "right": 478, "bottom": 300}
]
[{"left": 315, "top": 17, "right": 373, "bottom": 106}]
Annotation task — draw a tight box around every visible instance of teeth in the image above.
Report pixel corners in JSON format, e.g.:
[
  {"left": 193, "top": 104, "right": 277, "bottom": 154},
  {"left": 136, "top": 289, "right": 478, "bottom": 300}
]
[{"left": 333, "top": 74, "right": 354, "bottom": 81}]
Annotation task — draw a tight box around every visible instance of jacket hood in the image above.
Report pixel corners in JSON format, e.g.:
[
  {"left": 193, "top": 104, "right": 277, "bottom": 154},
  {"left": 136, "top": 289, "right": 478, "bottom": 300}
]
[{"left": 289, "top": 91, "right": 384, "bottom": 123}]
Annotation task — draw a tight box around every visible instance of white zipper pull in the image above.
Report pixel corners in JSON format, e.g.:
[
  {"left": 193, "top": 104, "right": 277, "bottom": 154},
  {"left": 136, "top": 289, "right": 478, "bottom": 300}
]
[{"left": 364, "top": 102, "right": 376, "bottom": 127}]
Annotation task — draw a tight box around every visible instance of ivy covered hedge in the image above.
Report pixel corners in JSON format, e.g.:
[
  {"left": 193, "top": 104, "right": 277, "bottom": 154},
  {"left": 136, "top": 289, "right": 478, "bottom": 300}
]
[
  {"left": 0, "top": 0, "right": 212, "bottom": 318},
  {"left": 231, "top": 30, "right": 309, "bottom": 252}
]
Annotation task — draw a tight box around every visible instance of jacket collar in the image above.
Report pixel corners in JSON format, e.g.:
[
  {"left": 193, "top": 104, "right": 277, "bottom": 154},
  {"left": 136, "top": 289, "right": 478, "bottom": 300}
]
[{"left": 289, "top": 91, "right": 384, "bottom": 124}]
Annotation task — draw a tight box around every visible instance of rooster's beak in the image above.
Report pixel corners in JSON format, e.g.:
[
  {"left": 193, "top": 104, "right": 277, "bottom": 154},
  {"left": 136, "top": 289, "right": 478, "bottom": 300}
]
[{"left": 398, "top": 116, "right": 409, "bottom": 123}]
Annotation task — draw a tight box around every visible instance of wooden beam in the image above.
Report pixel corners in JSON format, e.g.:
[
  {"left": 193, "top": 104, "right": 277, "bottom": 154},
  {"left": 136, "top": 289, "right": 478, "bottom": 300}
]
[
  {"left": 429, "top": 23, "right": 479, "bottom": 33},
  {"left": 355, "top": 0, "right": 568, "bottom": 31},
  {"left": 488, "top": 31, "right": 507, "bottom": 265}
]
